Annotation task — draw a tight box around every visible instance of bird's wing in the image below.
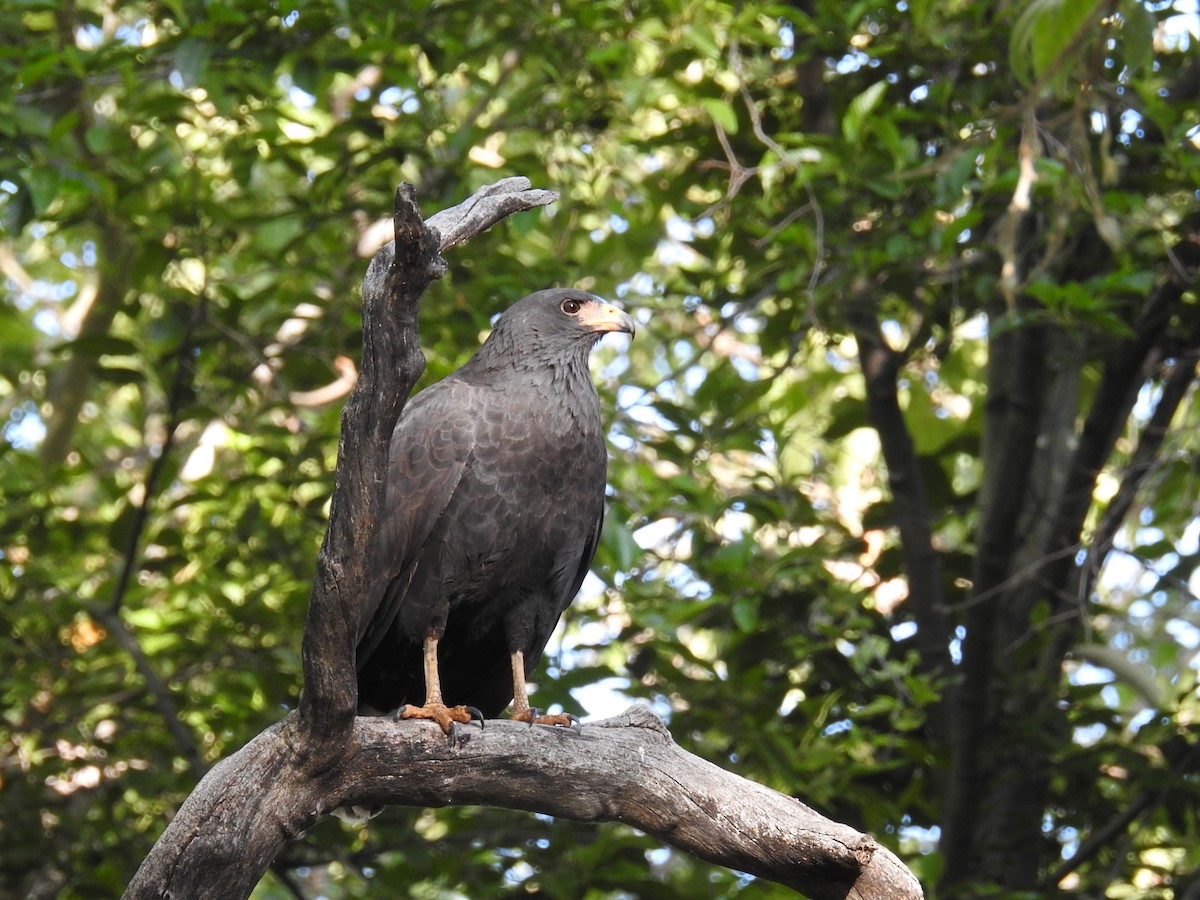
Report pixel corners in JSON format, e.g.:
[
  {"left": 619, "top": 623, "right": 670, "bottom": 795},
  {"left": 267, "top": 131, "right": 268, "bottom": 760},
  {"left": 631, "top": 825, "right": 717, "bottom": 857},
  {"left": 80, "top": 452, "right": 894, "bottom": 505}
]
[
  {"left": 355, "top": 377, "right": 478, "bottom": 659},
  {"left": 559, "top": 502, "right": 603, "bottom": 616},
  {"left": 519, "top": 447, "right": 607, "bottom": 681}
]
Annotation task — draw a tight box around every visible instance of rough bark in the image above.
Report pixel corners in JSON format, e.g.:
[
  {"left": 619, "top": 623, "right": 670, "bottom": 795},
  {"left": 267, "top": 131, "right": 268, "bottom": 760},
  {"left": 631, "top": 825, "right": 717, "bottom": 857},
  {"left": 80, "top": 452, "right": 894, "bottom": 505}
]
[
  {"left": 939, "top": 227, "right": 1200, "bottom": 892},
  {"left": 124, "top": 178, "right": 923, "bottom": 899},
  {"left": 296, "top": 181, "right": 440, "bottom": 755},
  {"left": 965, "top": 273, "right": 1199, "bottom": 888},
  {"left": 347, "top": 706, "right": 921, "bottom": 899},
  {"left": 126, "top": 707, "right": 922, "bottom": 899},
  {"left": 939, "top": 301, "right": 1047, "bottom": 889}
]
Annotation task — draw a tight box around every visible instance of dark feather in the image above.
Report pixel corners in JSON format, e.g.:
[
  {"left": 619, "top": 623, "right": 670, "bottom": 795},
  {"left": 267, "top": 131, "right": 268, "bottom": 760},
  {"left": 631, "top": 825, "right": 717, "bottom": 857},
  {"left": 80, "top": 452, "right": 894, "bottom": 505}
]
[{"left": 355, "top": 288, "right": 630, "bottom": 717}]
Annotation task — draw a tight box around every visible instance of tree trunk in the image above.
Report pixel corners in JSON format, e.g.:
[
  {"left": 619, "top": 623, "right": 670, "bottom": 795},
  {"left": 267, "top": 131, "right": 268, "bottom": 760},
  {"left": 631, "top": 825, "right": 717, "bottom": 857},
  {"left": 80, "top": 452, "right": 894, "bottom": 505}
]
[{"left": 940, "top": 253, "right": 1200, "bottom": 892}]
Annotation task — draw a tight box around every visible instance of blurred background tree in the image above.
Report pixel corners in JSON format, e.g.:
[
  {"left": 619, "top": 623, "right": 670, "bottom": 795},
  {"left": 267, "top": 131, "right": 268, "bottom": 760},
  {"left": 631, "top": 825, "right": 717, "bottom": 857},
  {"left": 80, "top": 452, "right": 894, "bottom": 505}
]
[{"left": 2, "top": 0, "right": 1198, "bottom": 897}]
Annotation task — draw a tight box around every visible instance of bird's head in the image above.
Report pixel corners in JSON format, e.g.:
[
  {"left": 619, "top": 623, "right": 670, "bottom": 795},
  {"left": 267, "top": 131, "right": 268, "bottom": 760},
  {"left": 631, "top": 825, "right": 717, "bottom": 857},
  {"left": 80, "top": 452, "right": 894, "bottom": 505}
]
[
  {"left": 476, "top": 289, "right": 635, "bottom": 374},
  {"left": 506, "top": 288, "right": 635, "bottom": 342}
]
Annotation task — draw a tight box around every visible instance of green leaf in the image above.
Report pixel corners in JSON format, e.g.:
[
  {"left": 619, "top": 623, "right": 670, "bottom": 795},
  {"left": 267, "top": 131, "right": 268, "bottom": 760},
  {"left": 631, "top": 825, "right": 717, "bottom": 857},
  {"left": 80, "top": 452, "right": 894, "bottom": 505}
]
[
  {"left": 253, "top": 216, "right": 305, "bottom": 254},
  {"left": 175, "top": 37, "right": 213, "bottom": 87},
  {"left": 52, "top": 335, "right": 139, "bottom": 357},
  {"left": 125, "top": 607, "right": 164, "bottom": 630},
  {"left": 731, "top": 595, "right": 759, "bottom": 632},
  {"left": 700, "top": 98, "right": 739, "bottom": 134},
  {"left": 842, "top": 81, "right": 887, "bottom": 144},
  {"left": 96, "top": 365, "right": 144, "bottom": 385},
  {"left": 684, "top": 22, "right": 721, "bottom": 57},
  {"left": 84, "top": 125, "right": 112, "bottom": 155},
  {"left": 26, "top": 168, "right": 60, "bottom": 214},
  {"left": 825, "top": 396, "right": 869, "bottom": 441},
  {"left": 1010, "top": 0, "right": 1105, "bottom": 89}
]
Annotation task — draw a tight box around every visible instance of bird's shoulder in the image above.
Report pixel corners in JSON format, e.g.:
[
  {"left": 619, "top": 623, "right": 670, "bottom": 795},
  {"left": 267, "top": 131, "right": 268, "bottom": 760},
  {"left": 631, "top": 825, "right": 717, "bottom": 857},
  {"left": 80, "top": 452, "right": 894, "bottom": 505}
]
[
  {"left": 400, "top": 371, "right": 491, "bottom": 421},
  {"left": 389, "top": 374, "right": 491, "bottom": 451}
]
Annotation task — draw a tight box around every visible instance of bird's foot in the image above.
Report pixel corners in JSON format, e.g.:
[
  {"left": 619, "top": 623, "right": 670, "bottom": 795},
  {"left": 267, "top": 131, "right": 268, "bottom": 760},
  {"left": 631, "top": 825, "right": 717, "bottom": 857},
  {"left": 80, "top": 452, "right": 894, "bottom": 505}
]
[
  {"left": 395, "top": 702, "right": 484, "bottom": 735},
  {"left": 510, "top": 708, "right": 582, "bottom": 730}
]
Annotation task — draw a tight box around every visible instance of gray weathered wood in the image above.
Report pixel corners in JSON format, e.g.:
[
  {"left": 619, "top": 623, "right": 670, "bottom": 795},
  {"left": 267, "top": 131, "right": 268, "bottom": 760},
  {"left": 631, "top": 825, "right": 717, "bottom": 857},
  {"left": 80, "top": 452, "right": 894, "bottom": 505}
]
[
  {"left": 425, "top": 176, "right": 559, "bottom": 251},
  {"left": 343, "top": 707, "right": 923, "bottom": 900},
  {"left": 127, "top": 707, "right": 922, "bottom": 899}
]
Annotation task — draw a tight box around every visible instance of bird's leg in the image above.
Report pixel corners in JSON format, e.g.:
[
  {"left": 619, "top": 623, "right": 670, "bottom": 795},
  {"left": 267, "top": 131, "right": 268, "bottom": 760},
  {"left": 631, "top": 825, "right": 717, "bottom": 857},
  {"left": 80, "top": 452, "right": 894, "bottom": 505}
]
[
  {"left": 396, "top": 634, "right": 483, "bottom": 734},
  {"left": 509, "top": 649, "right": 535, "bottom": 722},
  {"left": 508, "top": 649, "right": 579, "bottom": 729}
]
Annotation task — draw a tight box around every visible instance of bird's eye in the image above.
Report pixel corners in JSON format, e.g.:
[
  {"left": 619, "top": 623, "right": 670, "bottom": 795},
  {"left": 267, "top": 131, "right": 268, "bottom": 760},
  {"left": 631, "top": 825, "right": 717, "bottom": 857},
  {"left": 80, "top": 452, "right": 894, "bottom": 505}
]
[{"left": 560, "top": 298, "right": 583, "bottom": 315}]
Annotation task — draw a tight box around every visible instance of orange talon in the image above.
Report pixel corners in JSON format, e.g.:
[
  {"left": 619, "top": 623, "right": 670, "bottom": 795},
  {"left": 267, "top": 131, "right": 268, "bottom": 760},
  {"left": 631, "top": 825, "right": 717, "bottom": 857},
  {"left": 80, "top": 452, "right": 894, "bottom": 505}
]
[
  {"left": 397, "top": 702, "right": 482, "bottom": 735},
  {"left": 508, "top": 650, "right": 579, "bottom": 728},
  {"left": 510, "top": 709, "right": 580, "bottom": 729},
  {"left": 393, "top": 636, "right": 485, "bottom": 734}
]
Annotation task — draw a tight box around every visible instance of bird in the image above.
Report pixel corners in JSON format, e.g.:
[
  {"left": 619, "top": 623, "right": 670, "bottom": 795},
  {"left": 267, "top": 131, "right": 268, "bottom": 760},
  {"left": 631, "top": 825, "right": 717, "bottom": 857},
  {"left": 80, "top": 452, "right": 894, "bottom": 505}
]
[{"left": 354, "top": 287, "right": 635, "bottom": 733}]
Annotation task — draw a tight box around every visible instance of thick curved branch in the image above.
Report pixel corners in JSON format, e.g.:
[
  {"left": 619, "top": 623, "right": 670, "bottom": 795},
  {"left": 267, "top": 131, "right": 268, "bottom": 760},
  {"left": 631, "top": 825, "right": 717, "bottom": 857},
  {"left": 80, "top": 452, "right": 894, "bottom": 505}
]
[
  {"left": 426, "top": 176, "right": 558, "bottom": 251},
  {"left": 126, "top": 707, "right": 922, "bottom": 900},
  {"left": 345, "top": 707, "right": 922, "bottom": 900}
]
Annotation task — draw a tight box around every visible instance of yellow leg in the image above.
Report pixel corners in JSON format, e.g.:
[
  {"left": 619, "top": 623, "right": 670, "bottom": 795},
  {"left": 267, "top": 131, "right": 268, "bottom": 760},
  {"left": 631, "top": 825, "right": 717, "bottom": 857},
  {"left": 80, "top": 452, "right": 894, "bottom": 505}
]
[
  {"left": 510, "top": 649, "right": 533, "bottom": 719},
  {"left": 423, "top": 635, "right": 444, "bottom": 705},
  {"left": 396, "top": 635, "right": 483, "bottom": 734},
  {"left": 508, "top": 649, "right": 578, "bottom": 728}
]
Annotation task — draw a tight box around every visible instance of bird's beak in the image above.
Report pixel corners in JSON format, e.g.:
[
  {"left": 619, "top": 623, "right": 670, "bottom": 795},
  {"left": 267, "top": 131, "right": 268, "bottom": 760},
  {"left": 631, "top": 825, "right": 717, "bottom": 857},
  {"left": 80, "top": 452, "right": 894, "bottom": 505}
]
[{"left": 580, "top": 302, "right": 636, "bottom": 338}]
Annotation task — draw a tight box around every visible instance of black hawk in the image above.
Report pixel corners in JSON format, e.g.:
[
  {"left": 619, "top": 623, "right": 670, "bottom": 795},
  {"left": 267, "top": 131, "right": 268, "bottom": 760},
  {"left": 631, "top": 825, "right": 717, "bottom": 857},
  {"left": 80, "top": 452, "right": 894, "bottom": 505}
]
[{"left": 355, "top": 288, "right": 634, "bottom": 731}]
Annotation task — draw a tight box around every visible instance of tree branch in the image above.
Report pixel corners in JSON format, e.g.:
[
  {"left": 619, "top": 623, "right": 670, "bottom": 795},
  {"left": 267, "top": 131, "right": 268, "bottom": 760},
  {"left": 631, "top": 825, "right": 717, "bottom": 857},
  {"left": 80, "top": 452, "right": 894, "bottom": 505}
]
[
  {"left": 849, "top": 309, "right": 951, "bottom": 721},
  {"left": 127, "top": 708, "right": 922, "bottom": 900},
  {"left": 348, "top": 707, "right": 921, "bottom": 899},
  {"left": 1024, "top": 264, "right": 1196, "bottom": 671},
  {"left": 942, "top": 297, "right": 1046, "bottom": 886},
  {"left": 39, "top": 224, "right": 133, "bottom": 466},
  {"left": 1047, "top": 733, "right": 1200, "bottom": 886},
  {"left": 297, "top": 184, "right": 439, "bottom": 753},
  {"left": 86, "top": 260, "right": 212, "bottom": 781},
  {"left": 1082, "top": 351, "right": 1199, "bottom": 602},
  {"left": 425, "top": 176, "right": 559, "bottom": 251}
]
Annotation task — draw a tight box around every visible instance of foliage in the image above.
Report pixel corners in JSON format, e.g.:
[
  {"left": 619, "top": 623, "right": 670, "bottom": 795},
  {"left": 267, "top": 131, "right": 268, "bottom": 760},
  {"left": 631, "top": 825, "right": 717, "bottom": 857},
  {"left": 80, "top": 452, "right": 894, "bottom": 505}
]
[{"left": 3, "top": 0, "right": 1199, "bottom": 897}]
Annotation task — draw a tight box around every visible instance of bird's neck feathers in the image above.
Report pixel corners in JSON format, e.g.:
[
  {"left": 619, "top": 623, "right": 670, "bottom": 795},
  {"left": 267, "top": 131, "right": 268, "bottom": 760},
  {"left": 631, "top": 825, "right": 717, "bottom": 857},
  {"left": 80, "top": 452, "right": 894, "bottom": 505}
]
[{"left": 465, "top": 323, "right": 597, "bottom": 382}]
